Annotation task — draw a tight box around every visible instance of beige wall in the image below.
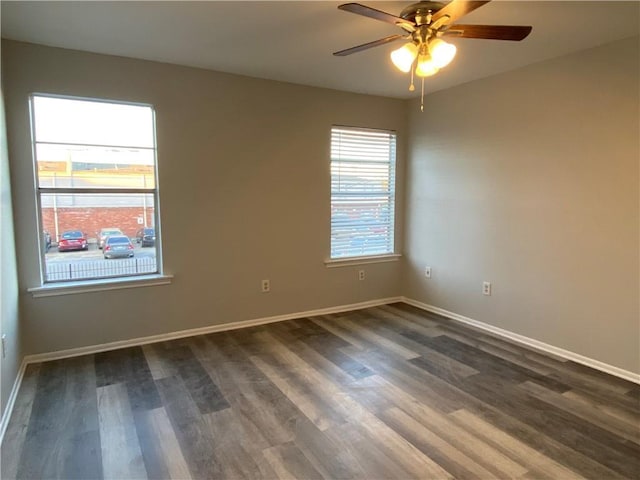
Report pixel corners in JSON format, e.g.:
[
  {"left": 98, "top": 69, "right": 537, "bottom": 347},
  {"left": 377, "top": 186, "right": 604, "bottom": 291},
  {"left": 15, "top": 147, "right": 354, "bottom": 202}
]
[
  {"left": 404, "top": 36, "right": 639, "bottom": 373},
  {"left": 2, "top": 40, "right": 406, "bottom": 355},
  {"left": 0, "top": 87, "right": 22, "bottom": 416},
  {"left": 3, "top": 36, "right": 639, "bottom": 376}
]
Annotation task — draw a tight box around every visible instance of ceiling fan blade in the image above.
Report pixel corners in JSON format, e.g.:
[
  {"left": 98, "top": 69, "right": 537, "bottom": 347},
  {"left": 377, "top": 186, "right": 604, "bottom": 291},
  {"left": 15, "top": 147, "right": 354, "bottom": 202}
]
[
  {"left": 333, "top": 34, "right": 406, "bottom": 56},
  {"left": 432, "top": 0, "right": 491, "bottom": 24},
  {"left": 443, "top": 24, "right": 532, "bottom": 41},
  {"left": 338, "top": 3, "right": 415, "bottom": 30}
]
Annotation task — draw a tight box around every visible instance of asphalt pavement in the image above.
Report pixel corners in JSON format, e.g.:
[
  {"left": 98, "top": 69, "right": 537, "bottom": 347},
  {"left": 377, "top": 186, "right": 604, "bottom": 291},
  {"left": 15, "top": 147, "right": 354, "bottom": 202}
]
[{"left": 45, "top": 242, "right": 156, "bottom": 263}]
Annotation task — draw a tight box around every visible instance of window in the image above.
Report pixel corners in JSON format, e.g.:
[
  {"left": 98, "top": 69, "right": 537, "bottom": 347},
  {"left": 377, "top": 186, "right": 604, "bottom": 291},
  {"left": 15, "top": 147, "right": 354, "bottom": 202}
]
[
  {"left": 31, "top": 95, "right": 161, "bottom": 284},
  {"left": 330, "top": 126, "right": 396, "bottom": 259}
]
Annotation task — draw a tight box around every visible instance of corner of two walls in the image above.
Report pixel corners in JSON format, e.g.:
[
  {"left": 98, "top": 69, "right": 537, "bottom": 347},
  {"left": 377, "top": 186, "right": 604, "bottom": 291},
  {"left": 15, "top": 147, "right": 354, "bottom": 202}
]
[
  {"left": 0, "top": 86, "right": 23, "bottom": 419},
  {"left": 402, "top": 36, "right": 640, "bottom": 374}
]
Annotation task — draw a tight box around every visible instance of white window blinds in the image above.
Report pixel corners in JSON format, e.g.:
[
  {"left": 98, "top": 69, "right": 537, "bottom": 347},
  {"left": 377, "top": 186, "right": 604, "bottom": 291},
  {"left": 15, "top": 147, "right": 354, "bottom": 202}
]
[{"left": 330, "top": 126, "right": 397, "bottom": 259}]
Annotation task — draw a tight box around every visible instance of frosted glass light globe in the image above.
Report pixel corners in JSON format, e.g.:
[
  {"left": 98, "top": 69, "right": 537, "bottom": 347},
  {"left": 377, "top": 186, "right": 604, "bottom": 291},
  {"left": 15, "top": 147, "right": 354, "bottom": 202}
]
[
  {"left": 429, "top": 39, "right": 457, "bottom": 68},
  {"left": 415, "top": 56, "right": 439, "bottom": 77},
  {"left": 390, "top": 43, "right": 418, "bottom": 73}
]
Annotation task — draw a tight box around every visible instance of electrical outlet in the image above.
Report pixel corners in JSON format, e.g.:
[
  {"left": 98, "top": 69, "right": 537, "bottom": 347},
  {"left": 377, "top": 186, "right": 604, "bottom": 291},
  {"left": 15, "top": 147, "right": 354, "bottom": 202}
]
[
  {"left": 1, "top": 334, "right": 6, "bottom": 358},
  {"left": 425, "top": 266, "right": 432, "bottom": 278},
  {"left": 483, "top": 281, "right": 492, "bottom": 296},
  {"left": 261, "top": 279, "right": 270, "bottom": 293},
  {"left": 358, "top": 270, "right": 365, "bottom": 281}
]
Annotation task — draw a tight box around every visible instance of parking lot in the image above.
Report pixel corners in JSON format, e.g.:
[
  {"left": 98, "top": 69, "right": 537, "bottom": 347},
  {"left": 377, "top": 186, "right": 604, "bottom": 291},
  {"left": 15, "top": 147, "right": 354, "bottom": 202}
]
[
  {"left": 44, "top": 242, "right": 157, "bottom": 281},
  {"left": 45, "top": 242, "right": 156, "bottom": 262}
]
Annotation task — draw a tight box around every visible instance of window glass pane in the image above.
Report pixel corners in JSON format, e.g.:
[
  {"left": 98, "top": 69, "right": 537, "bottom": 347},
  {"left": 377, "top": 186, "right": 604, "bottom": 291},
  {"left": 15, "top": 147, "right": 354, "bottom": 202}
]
[
  {"left": 330, "top": 127, "right": 396, "bottom": 259},
  {"left": 32, "top": 96, "right": 154, "bottom": 148},
  {"left": 41, "top": 193, "right": 158, "bottom": 282},
  {"left": 35, "top": 143, "right": 155, "bottom": 189}
]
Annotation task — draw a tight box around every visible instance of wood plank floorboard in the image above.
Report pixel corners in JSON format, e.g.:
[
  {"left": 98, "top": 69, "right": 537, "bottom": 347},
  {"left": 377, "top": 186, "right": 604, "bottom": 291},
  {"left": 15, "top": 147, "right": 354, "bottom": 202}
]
[
  {"left": 2, "top": 305, "right": 639, "bottom": 479},
  {"left": 97, "top": 383, "right": 147, "bottom": 479},
  {"left": 1, "top": 364, "right": 41, "bottom": 480},
  {"left": 14, "top": 356, "right": 102, "bottom": 479}
]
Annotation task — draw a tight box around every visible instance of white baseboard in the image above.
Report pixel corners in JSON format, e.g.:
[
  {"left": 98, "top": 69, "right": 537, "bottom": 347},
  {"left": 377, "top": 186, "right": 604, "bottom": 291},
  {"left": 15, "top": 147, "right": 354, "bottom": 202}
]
[
  {"left": 0, "top": 358, "right": 27, "bottom": 447},
  {"left": 3, "top": 294, "right": 637, "bottom": 447},
  {"left": 0, "top": 296, "right": 400, "bottom": 446},
  {"left": 402, "top": 297, "right": 640, "bottom": 385},
  {"left": 24, "top": 296, "right": 403, "bottom": 364}
]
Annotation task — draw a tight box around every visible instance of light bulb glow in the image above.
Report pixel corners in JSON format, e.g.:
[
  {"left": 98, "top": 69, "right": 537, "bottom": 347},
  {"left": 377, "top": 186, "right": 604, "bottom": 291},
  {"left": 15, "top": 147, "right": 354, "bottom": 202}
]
[
  {"left": 429, "top": 39, "right": 456, "bottom": 68},
  {"left": 415, "top": 55, "right": 439, "bottom": 77},
  {"left": 390, "top": 43, "right": 418, "bottom": 73}
]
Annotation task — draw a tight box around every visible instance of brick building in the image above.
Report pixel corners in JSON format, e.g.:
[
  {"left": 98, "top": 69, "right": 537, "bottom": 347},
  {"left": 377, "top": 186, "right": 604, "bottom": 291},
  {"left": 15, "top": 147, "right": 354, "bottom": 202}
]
[
  {"left": 39, "top": 159, "right": 156, "bottom": 242},
  {"left": 42, "top": 206, "right": 155, "bottom": 243}
]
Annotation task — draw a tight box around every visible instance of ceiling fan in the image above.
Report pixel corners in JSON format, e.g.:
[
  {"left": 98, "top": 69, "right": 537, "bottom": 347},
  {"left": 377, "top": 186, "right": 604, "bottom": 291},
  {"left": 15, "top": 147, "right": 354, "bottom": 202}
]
[{"left": 334, "top": 1, "right": 532, "bottom": 109}]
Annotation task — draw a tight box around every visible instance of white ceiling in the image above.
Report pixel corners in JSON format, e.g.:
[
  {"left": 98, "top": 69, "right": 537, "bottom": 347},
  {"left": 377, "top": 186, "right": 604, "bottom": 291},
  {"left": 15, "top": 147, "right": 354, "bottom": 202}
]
[{"left": 2, "top": 1, "right": 638, "bottom": 99}]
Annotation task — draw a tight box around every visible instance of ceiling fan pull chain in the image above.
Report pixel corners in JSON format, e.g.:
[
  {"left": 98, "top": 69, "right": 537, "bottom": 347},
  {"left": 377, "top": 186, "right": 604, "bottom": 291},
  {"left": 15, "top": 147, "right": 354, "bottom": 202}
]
[
  {"left": 409, "top": 65, "right": 415, "bottom": 91},
  {"left": 421, "top": 77, "right": 425, "bottom": 112}
]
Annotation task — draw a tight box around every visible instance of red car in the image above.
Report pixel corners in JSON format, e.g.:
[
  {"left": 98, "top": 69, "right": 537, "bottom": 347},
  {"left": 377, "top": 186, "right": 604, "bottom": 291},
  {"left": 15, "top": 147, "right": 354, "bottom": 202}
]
[{"left": 57, "top": 230, "right": 88, "bottom": 252}]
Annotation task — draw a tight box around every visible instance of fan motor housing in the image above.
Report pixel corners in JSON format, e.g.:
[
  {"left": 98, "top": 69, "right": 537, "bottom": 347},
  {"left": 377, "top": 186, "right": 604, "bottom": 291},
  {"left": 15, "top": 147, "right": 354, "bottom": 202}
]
[{"left": 400, "top": 1, "right": 448, "bottom": 23}]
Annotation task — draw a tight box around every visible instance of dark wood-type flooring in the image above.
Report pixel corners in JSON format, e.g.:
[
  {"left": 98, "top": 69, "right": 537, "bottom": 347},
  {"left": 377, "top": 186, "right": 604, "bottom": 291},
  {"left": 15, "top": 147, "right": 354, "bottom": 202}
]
[{"left": 2, "top": 303, "right": 639, "bottom": 479}]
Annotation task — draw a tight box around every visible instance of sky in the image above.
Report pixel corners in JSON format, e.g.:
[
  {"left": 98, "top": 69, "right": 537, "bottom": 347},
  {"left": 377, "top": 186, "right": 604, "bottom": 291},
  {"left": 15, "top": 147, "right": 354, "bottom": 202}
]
[{"left": 33, "top": 95, "right": 155, "bottom": 149}]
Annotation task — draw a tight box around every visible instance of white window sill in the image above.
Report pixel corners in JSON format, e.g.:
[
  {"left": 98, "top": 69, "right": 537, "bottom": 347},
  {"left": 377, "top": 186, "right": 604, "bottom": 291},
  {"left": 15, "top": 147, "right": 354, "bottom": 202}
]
[
  {"left": 28, "top": 274, "right": 173, "bottom": 298},
  {"left": 325, "top": 253, "right": 401, "bottom": 268}
]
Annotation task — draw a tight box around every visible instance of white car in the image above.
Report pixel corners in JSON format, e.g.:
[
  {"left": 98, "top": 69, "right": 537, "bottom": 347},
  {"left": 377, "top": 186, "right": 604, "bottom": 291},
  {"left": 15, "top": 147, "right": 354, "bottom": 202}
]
[{"left": 98, "top": 227, "right": 123, "bottom": 249}]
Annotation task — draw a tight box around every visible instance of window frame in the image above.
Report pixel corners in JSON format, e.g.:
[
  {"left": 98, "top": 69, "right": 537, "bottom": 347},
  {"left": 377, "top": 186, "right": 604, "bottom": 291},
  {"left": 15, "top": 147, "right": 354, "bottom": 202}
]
[
  {"left": 29, "top": 93, "right": 164, "bottom": 286},
  {"left": 328, "top": 125, "right": 399, "bottom": 264}
]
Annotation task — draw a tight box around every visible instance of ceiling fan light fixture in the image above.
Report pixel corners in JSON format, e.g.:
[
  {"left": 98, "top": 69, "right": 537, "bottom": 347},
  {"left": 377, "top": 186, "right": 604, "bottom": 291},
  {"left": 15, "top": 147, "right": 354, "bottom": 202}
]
[
  {"left": 390, "top": 42, "right": 418, "bottom": 73},
  {"left": 415, "top": 55, "right": 439, "bottom": 77},
  {"left": 429, "top": 38, "right": 457, "bottom": 68},
  {"left": 333, "top": 1, "right": 533, "bottom": 112}
]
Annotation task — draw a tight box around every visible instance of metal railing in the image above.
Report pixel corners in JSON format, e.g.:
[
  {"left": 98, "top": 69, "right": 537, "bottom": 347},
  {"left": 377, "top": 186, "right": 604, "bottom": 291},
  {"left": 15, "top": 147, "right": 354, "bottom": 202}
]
[{"left": 46, "top": 256, "right": 157, "bottom": 282}]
